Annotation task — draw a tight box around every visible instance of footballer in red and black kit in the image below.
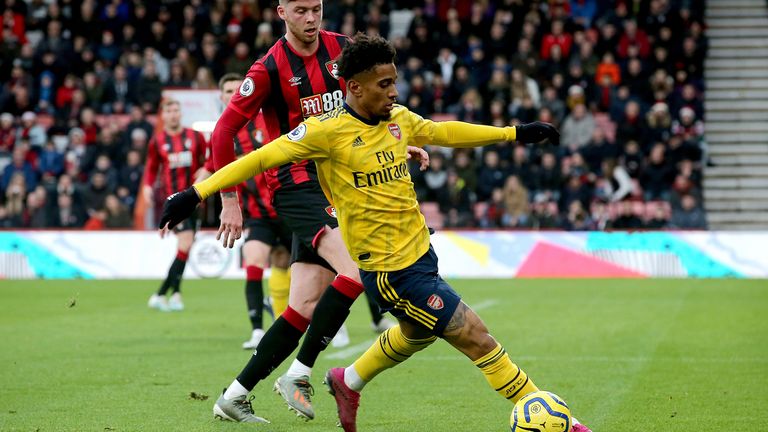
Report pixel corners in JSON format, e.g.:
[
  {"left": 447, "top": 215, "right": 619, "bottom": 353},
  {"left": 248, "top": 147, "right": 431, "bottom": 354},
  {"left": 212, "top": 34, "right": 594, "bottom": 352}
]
[
  {"left": 213, "top": 29, "right": 348, "bottom": 268},
  {"left": 145, "top": 99, "right": 207, "bottom": 312}
]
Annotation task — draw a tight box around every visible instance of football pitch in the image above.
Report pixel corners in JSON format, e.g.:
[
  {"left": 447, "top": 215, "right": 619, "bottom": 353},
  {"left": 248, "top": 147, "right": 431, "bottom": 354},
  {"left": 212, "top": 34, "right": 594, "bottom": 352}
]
[{"left": 1, "top": 278, "right": 766, "bottom": 431}]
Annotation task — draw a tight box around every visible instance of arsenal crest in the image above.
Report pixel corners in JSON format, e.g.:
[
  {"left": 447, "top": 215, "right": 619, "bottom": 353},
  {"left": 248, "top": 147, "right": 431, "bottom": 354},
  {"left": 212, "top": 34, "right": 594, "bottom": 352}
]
[
  {"left": 388, "top": 123, "right": 401, "bottom": 140},
  {"left": 426, "top": 294, "right": 444, "bottom": 310},
  {"left": 325, "top": 60, "right": 340, "bottom": 80}
]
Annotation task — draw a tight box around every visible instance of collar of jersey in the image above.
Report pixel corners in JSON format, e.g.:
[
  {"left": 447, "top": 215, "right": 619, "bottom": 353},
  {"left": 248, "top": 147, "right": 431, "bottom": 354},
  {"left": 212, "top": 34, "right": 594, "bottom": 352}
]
[{"left": 343, "top": 102, "right": 382, "bottom": 126}]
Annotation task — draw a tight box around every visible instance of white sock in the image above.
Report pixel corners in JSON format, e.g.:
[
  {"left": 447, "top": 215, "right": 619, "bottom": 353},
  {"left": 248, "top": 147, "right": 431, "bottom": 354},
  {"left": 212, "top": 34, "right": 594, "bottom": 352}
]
[
  {"left": 344, "top": 365, "right": 366, "bottom": 392},
  {"left": 223, "top": 379, "right": 249, "bottom": 400},
  {"left": 573, "top": 417, "right": 581, "bottom": 425},
  {"left": 285, "top": 359, "right": 312, "bottom": 378}
]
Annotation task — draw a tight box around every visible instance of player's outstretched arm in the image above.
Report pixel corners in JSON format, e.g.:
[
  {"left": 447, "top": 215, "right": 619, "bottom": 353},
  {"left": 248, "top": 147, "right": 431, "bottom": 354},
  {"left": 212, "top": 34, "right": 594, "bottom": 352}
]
[{"left": 430, "top": 120, "right": 559, "bottom": 148}]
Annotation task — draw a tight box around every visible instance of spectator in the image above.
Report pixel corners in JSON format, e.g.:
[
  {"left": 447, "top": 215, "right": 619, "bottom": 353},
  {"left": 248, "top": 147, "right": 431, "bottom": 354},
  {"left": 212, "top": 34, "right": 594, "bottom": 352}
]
[
  {"left": 38, "top": 140, "right": 65, "bottom": 180},
  {"left": 0, "top": 113, "right": 15, "bottom": 154},
  {"left": 529, "top": 196, "right": 560, "bottom": 229},
  {"left": 2, "top": 145, "right": 36, "bottom": 191},
  {"left": 670, "top": 194, "right": 707, "bottom": 229},
  {"left": 579, "top": 128, "right": 617, "bottom": 173},
  {"left": 532, "top": 152, "right": 563, "bottom": 200},
  {"left": 82, "top": 72, "right": 105, "bottom": 111},
  {"left": 423, "top": 151, "right": 448, "bottom": 202},
  {"left": 23, "top": 186, "right": 50, "bottom": 227},
  {"left": 135, "top": 61, "right": 163, "bottom": 113},
  {"left": 476, "top": 150, "right": 506, "bottom": 202},
  {"left": 452, "top": 150, "right": 477, "bottom": 193},
  {"left": 560, "top": 103, "right": 595, "bottom": 151},
  {"left": 561, "top": 200, "right": 593, "bottom": 231},
  {"left": 104, "top": 194, "right": 132, "bottom": 228},
  {"left": 479, "top": 187, "right": 505, "bottom": 228},
  {"left": 502, "top": 175, "right": 529, "bottom": 227},
  {"left": 17, "top": 111, "right": 46, "bottom": 149},
  {"left": 540, "top": 86, "right": 566, "bottom": 125},
  {"left": 641, "top": 143, "right": 676, "bottom": 201},
  {"left": 540, "top": 20, "right": 573, "bottom": 60},
  {"left": 615, "top": 100, "right": 645, "bottom": 146},
  {"left": 82, "top": 171, "right": 111, "bottom": 217},
  {"left": 595, "top": 51, "right": 620, "bottom": 87},
  {"left": 438, "top": 170, "right": 474, "bottom": 228},
  {"left": 595, "top": 158, "right": 633, "bottom": 203},
  {"left": 618, "top": 19, "right": 650, "bottom": 59},
  {"left": 610, "top": 201, "right": 643, "bottom": 230},
  {"left": 52, "top": 192, "right": 84, "bottom": 228}
]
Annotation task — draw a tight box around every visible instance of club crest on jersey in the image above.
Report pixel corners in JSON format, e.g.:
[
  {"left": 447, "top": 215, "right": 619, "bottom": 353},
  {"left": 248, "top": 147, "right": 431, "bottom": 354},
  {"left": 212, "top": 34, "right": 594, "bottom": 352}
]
[
  {"left": 240, "top": 77, "right": 254, "bottom": 97},
  {"left": 324, "top": 205, "right": 337, "bottom": 218},
  {"left": 287, "top": 124, "right": 307, "bottom": 141},
  {"left": 325, "top": 60, "right": 340, "bottom": 80},
  {"left": 388, "top": 123, "right": 401, "bottom": 140},
  {"left": 426, "top": 294, "right": 444, "bottom": 310}
]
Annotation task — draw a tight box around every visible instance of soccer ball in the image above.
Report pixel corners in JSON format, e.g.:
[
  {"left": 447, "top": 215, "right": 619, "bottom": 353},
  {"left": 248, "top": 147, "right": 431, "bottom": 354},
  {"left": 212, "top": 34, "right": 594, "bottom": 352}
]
[{"left": 510, "top": 391, "right": 572, "bottom": 432}]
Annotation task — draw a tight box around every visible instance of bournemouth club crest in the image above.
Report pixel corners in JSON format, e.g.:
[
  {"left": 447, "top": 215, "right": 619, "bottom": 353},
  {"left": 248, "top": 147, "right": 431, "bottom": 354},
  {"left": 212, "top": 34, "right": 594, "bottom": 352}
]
[
  {"left": 325, "top": 60, "right": 340, "bottom": 80},
  {"left": 388, "top": 123, "right": 401, "bottom": 140},
  {"left": 325, "top": 205, "right": 337, "bottom": 218}
]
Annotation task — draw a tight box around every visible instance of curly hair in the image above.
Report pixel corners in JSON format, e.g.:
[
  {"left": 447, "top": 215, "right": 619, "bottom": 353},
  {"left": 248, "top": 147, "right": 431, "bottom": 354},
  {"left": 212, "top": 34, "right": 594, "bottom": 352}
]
[{"left": 337, "top": 33, "right": 396, "bottom": 81}]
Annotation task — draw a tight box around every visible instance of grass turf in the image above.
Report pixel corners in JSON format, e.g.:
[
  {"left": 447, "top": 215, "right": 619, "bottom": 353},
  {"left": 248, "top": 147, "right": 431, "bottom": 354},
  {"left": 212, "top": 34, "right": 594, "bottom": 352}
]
[{"left": 0, "top": 279, "right": 766, "bottom": 431}]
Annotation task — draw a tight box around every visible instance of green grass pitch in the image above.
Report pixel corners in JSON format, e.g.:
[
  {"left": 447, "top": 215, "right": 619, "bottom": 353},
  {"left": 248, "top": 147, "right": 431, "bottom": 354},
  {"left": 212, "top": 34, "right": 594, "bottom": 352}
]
[{"left": 1, "top": 278, "right": 766, "bottom": 431}]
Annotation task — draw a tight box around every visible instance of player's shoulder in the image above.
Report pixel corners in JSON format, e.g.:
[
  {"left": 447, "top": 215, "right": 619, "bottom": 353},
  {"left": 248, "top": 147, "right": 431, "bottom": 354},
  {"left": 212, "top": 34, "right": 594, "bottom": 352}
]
[
  {"left": 319, "top": 30, "right": 349, "bottom": 43},
  {"left": 390, "top": 104, "right": 418, "bottom": 120}
]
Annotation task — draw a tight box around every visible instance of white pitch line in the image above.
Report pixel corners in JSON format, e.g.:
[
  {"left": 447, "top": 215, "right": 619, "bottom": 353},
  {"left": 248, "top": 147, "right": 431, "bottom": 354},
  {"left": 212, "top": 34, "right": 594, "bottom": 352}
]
[
  {"left": 470, "top": 299, "right": 498, "bottom": 312},
  {"left": 326, "top": 338, "right": 378, "bottom": 360}
]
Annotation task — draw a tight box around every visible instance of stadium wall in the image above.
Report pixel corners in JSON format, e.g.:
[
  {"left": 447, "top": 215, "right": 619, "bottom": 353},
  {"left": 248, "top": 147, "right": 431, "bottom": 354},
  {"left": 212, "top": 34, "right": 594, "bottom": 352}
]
[{"left": 1, "top": 231, "right": 765, "bottom": 280}]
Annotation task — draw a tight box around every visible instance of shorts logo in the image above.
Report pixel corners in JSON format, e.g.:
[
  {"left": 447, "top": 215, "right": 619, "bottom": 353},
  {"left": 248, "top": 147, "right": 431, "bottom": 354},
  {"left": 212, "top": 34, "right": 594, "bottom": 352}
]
[
  {"left": 287, "top": 124, "right": 307, "bottom": 141},
  {"left": 388, "top": 123, "right": 401, "bottom": 140},
  {"left": 426, "top": 294, "right": 444, "bottom": 310},
  {"left": 325, "top": 60, "right": 340, "bottom": 80},
  {"left": 325, "top": 205, "right": 337, "bottom": 218},
  {"left": 240, "top": 77, "right": 254, "bottom": 97}
]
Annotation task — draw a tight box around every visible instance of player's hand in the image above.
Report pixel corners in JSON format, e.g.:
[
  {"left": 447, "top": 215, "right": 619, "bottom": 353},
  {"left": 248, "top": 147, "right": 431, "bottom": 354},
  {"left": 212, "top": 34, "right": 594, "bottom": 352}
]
[
  {"left": 515, "top": 121, "right": 560, "bottom": 145},
  {"left": 406, "top": 146, "right": 430, "bottom": 171},
  {"left": 158, "top": 188, "right": 201, "bottom": 237},
  {"left": 218, "top": 194, "right": 243, "bottom": 248},
  {"left": 142, "top": 184, "right": 154, "bottom": 205}
]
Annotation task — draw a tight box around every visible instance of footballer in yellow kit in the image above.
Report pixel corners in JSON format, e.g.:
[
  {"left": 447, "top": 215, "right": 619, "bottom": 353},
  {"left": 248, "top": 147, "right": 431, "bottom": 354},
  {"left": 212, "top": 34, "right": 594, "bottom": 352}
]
[{"left": 158, "top": 33, "right": 586, "bottom": 432}]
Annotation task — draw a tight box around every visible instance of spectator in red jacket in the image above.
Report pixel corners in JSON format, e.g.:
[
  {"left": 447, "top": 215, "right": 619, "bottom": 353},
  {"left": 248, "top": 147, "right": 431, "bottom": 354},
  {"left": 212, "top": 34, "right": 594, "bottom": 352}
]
[
  {"left": 618, "top": 19, "right": 650, "bottom": 59},
  {"left": 541, "top": 19, "right": 573, "bottom": 60}
]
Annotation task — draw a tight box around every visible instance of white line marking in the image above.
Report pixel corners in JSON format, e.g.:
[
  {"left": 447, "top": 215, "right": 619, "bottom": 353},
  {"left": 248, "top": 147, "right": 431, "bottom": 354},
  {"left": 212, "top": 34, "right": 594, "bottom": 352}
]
[{"left": 325, "top": 338, "right": 378, "bottom": 360}]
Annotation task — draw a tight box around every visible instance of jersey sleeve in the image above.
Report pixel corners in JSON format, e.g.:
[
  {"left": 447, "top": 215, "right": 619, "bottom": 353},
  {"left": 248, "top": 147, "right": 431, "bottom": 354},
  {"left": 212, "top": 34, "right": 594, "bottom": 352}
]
[
  {"left": 143, "top": 136, "right": 159, "bottom": 186},
  {"left": 227, "top": 60, "right": 271, "bottom": 120},
  {"left": 195, "top": 117, "right": 329, "bottom": 199},
  {"left": 404, "top": 109, "right": 516, "bottom": 148}
]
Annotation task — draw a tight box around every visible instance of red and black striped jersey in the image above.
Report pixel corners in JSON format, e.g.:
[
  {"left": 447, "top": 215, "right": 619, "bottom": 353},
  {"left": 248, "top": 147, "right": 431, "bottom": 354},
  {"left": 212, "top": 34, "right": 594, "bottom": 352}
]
[
  {"left": 206, "top": 114, "right": 277, "bottom": 220},
  {"left": 144, "top": 128, "right": 207, "bottom": 199},
  {"left": 225, "top": 30, "right": 348, "bottom": 193}
]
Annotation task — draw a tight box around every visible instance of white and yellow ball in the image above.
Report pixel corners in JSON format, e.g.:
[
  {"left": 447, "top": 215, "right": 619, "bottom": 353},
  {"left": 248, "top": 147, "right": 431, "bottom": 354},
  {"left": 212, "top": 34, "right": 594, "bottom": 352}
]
[{"left": 510, "top": 391, "right": 572, "bottom": 432}]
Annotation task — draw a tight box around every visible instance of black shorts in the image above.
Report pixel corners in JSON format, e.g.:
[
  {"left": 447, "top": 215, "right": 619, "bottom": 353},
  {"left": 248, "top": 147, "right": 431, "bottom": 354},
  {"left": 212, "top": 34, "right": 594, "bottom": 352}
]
[
  {"left": 359, "top": 244, "right": 461, "bottom": 336},
  {"left": 245, "top": 217, "right": 292, "bottom": 251},
  {"left": 273, "top": 183, "right": 338, "bottom": 272},
  {"left": 173, "top": 210, "right": 199, "bottom": 233}
]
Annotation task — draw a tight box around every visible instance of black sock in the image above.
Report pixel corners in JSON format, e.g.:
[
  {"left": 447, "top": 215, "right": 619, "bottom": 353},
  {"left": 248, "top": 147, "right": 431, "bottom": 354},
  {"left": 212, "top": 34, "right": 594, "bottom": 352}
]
[
  {"left": 236, "top": 316, "right": 304, "bottom": 390},
  {"left": 295, "top": 286, "right": 355, "bottom": 368},
  {"left": 365, "top": 290, "right": 384, "bottom": 325},
  {"left": 245, "top": 280, "right": 264, "bottom": 330},
  {"left": 158, "top": 257, "right": 187, "bottom": 296}
]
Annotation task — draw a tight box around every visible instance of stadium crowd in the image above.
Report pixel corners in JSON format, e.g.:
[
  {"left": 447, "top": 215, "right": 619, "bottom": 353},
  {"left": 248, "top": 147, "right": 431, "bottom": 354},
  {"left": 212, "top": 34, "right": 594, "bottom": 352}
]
[{"left": 0, "top": 0, "right": 708, "bottom": 230}]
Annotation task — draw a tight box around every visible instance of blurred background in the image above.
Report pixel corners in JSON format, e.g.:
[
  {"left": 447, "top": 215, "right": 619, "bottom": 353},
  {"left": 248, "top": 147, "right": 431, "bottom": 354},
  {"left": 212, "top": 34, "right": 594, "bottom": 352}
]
[{"left": 0, "top": 0, "right": 715, "bottom": 232}]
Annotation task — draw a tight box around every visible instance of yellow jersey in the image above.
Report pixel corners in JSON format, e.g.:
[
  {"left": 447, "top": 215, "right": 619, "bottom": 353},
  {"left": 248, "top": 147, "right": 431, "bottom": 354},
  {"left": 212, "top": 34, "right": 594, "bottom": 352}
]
[{"left": 195, "top": 103, "right": 517, "bottom": 272}]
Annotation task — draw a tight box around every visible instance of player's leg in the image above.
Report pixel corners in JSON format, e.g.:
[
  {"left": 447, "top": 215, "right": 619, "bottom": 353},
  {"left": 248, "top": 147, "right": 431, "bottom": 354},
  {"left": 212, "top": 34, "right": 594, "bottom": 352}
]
[
  {"left": 149, "top": 218, "right": 194, "bottom": 311},
  {"left": 214, "top": 253, "right": 332, "bottom": 422},
  {"left": 268, "top": 244, "right": 292, "bottom": 317},
  {"left": 241, "top": 237, "right": 271, "bottom": 350},
  {"left": 167, "top": 228, "right": 194, "bottom": 311}
]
